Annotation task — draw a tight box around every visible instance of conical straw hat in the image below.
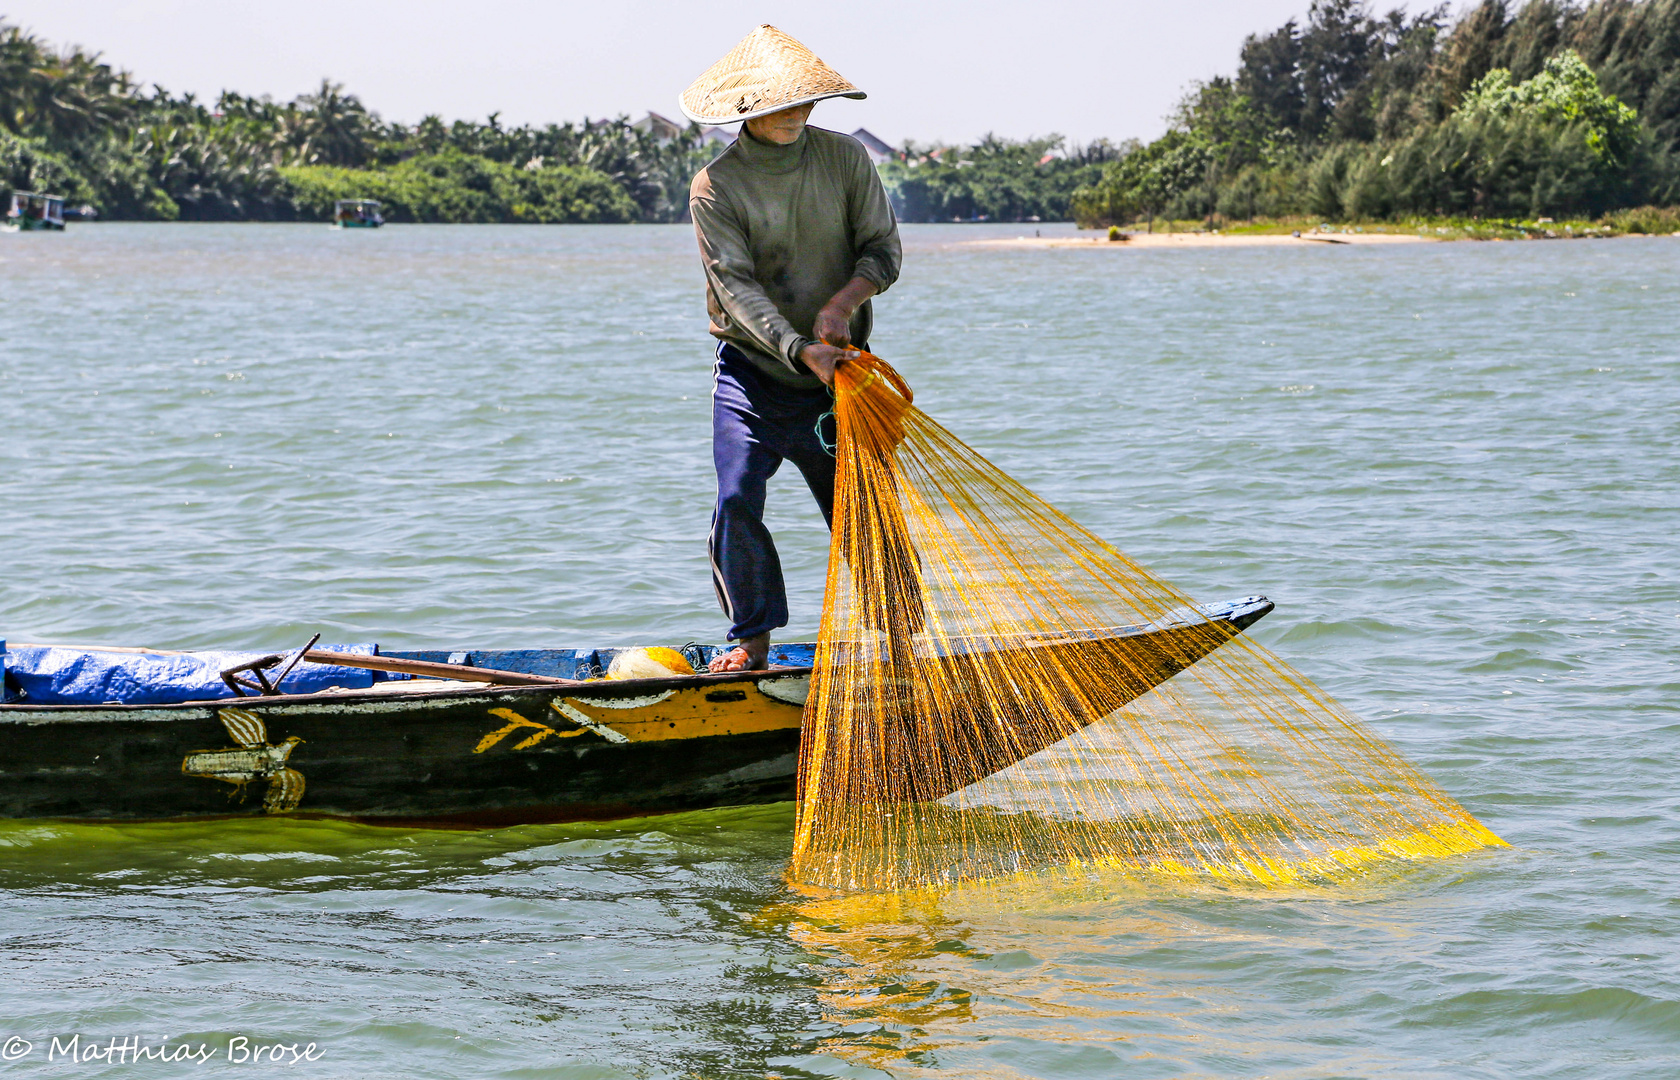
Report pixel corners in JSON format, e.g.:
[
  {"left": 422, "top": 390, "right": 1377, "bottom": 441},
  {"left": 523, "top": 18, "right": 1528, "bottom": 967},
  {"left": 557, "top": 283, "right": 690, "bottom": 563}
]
[{"left": 679, "top": 25, "right": 865, "bottom": 126}]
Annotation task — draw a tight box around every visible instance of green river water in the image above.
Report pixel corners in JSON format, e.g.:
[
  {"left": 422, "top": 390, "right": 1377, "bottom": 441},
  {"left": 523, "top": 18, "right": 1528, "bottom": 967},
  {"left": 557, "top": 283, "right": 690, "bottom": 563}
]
[{"left": 0, "top": 223, "right": 1676, "bottom": 1078}]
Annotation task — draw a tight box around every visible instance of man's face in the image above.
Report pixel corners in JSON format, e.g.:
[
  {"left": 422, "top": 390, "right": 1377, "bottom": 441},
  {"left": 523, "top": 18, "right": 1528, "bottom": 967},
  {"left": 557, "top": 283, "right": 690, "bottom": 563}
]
[{"left": 744, "top": 102, "right": 816, "bottom": 145}]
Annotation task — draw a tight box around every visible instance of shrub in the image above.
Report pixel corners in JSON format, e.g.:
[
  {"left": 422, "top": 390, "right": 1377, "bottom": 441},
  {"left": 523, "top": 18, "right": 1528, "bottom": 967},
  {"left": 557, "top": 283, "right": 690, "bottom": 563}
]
[
  {"left": 1602, "top": 204, "right": 1680, "bottom": 232},
  {"left": 1459, "top": 51, "right": 1642, "bottom": 167},
  {"left": 1214, "top": 165, "right": 1303, "bottom": 219},
  {"left": 1305, "top": 108, "right": 1644, "bottom": 219},
  {"left": 878, "top": 136, "right": 1110, "bottom": 223},
  {"left": 1071, "top": 131, "right": 1214, "bottom": 227},
  {"left": 281, "top": 152, "right": 638, "bottom": 223},
  {"left": 0, "top": 130, "right": 96, "bottom": 204}
]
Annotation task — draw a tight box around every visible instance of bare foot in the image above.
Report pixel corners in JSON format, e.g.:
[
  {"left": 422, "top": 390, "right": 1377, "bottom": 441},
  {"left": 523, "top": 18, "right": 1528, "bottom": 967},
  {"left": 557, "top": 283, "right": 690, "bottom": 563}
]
[{"left": 708, "top": 632, "right": 770, "bottom": 672}]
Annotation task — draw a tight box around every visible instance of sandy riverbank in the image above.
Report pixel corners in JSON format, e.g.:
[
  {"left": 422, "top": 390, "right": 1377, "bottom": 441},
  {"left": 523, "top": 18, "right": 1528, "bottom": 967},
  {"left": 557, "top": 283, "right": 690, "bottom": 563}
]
[{"left": 966, "top": 230, "right": 1437, "bottom": 249}]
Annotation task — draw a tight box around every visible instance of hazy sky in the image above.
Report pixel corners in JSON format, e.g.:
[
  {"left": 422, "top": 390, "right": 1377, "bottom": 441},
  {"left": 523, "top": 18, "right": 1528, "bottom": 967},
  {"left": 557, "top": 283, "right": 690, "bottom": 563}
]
[{"left": 15, "top": 1, "right": 1328, "bottom": 146}]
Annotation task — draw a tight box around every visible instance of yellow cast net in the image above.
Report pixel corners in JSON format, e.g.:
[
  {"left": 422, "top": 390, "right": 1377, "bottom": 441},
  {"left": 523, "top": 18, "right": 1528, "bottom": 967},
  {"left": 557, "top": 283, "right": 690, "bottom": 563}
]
[{"left": 789, "top": 351, "right": 1504, "bottom": 895}]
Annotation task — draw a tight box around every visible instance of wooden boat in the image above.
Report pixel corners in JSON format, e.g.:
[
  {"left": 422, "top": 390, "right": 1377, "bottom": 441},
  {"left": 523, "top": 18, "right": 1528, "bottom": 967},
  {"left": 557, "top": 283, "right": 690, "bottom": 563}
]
[
  {"left": 330, "top": 199, "right": 383, "bottom": 228},
  {"left": 4, "top": 191, "right": 67, "bottom": 232},
  {"left": 0, "top": 597, "right": 1271, "bottom": 825}
]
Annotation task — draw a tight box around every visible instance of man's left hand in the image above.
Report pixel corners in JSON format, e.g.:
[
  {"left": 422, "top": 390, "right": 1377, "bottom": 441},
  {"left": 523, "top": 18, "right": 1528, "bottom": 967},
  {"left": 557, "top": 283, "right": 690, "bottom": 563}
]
[
  {"left": 814, "top": 304, "right": 852, "bottom": 347},
  {"left": 812, "top": 276, "right": 878, "bottom": 349}
]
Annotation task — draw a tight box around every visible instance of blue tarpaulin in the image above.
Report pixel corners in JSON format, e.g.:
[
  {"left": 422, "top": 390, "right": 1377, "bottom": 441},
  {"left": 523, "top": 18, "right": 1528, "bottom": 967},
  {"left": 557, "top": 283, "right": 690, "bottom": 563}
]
[{"left": 2, "top": 644, "right": 380, "bottom": 705}]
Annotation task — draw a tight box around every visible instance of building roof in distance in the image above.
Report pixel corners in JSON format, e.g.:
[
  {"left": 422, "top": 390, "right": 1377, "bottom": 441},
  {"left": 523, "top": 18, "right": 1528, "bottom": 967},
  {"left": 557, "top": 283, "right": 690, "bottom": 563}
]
[
  {"left": 849, "top": 128, "right": 897, "bottom": 164},
  {"left": 631, "top": 111, "right": 688, "bottom": 142}
]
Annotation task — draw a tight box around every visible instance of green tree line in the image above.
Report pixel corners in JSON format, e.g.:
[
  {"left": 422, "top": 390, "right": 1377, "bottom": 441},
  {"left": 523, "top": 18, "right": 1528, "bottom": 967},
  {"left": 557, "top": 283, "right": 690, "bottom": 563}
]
[
  {"left": 0, "top": 20, "right": 710, "bottom": 222},
  {"left": 0, "top": 12, "right": 1103, "bottom": 227},
  {"left": 1072, "top": 0, "right": 1680, "bottom": 226},
  {"left": 876, "top": 136, "right": 1126, "bottom": 222},
  {"left": 10, "top": 4, "right": 1678, "bottom": 226}
]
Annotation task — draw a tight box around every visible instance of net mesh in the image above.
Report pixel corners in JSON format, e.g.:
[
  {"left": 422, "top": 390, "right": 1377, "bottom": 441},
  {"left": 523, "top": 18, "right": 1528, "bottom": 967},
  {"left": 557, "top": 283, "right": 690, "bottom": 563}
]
[{"left": 788, "top": 351, "right": 1504, "bottom": 895}]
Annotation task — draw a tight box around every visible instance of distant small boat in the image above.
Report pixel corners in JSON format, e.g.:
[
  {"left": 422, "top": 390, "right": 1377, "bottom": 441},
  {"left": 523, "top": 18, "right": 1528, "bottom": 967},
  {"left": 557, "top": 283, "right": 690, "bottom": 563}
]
[
  {"left": 0, "top": 597, "right": 1271, "bottom": 825},
  {"left": 331, "top": 199, "right": 383, "bottom": 229},
  {"left": 4, "top": 191, "right": 66, "bottom": 232}
]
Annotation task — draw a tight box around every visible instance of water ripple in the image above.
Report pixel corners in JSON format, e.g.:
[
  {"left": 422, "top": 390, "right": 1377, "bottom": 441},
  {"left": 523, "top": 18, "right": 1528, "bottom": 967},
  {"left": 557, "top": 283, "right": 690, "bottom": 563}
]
[{"left": 1, "top": 223, "right": 1677, "bottom": 1077}]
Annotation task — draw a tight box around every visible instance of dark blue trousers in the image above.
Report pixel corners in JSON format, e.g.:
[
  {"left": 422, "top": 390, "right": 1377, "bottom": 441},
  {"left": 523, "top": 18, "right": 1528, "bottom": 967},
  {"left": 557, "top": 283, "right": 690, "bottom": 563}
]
[{"left": 709, "top": 343, "right": 837, "bottom": 641}]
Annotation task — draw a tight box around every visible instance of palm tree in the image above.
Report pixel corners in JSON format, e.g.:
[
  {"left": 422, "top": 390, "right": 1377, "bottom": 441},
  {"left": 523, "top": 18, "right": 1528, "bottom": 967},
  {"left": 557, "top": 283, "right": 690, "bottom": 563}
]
[
  {"left": 287, "top": 79, "right": 376, "bottom": 166},
  {"left": 0, "top": 23, "right": 137, "bottom": 142},
  {"left": 0, "top": 23, "right": 49, "bottom": 135}
]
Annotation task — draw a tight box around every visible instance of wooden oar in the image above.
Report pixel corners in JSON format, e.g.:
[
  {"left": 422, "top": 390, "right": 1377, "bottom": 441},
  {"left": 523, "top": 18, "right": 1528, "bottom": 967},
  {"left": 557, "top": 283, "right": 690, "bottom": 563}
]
[{"left": 303, "top": 649, "right": 580, "bottom": 687}]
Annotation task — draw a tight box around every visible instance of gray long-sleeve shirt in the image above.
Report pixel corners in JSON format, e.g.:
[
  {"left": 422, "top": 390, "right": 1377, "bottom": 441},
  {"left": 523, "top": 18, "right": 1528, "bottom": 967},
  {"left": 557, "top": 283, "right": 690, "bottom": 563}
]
[{"left": 690, "top": 125, "right": 902, "bottom": 389}]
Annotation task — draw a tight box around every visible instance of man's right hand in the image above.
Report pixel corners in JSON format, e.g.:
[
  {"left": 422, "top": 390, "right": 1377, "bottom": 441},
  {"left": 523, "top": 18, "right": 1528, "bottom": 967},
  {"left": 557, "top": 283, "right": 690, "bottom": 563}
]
[{"left": 799, "top": 342, "right": 850, "bottom": 386}]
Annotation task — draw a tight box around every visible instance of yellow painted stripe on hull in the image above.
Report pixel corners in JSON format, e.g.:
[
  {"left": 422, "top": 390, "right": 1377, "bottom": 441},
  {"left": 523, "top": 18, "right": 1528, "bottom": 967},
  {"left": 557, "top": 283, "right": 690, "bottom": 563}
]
[{"left": 563, "top": 679, "right": 804, "bottom": 742}]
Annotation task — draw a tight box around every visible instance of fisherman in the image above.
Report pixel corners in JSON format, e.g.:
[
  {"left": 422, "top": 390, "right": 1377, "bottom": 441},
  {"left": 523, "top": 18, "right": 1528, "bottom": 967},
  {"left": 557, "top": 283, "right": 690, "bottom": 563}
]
[{"left": 681, "top": 25, "right": 902, "bottom": 673}]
